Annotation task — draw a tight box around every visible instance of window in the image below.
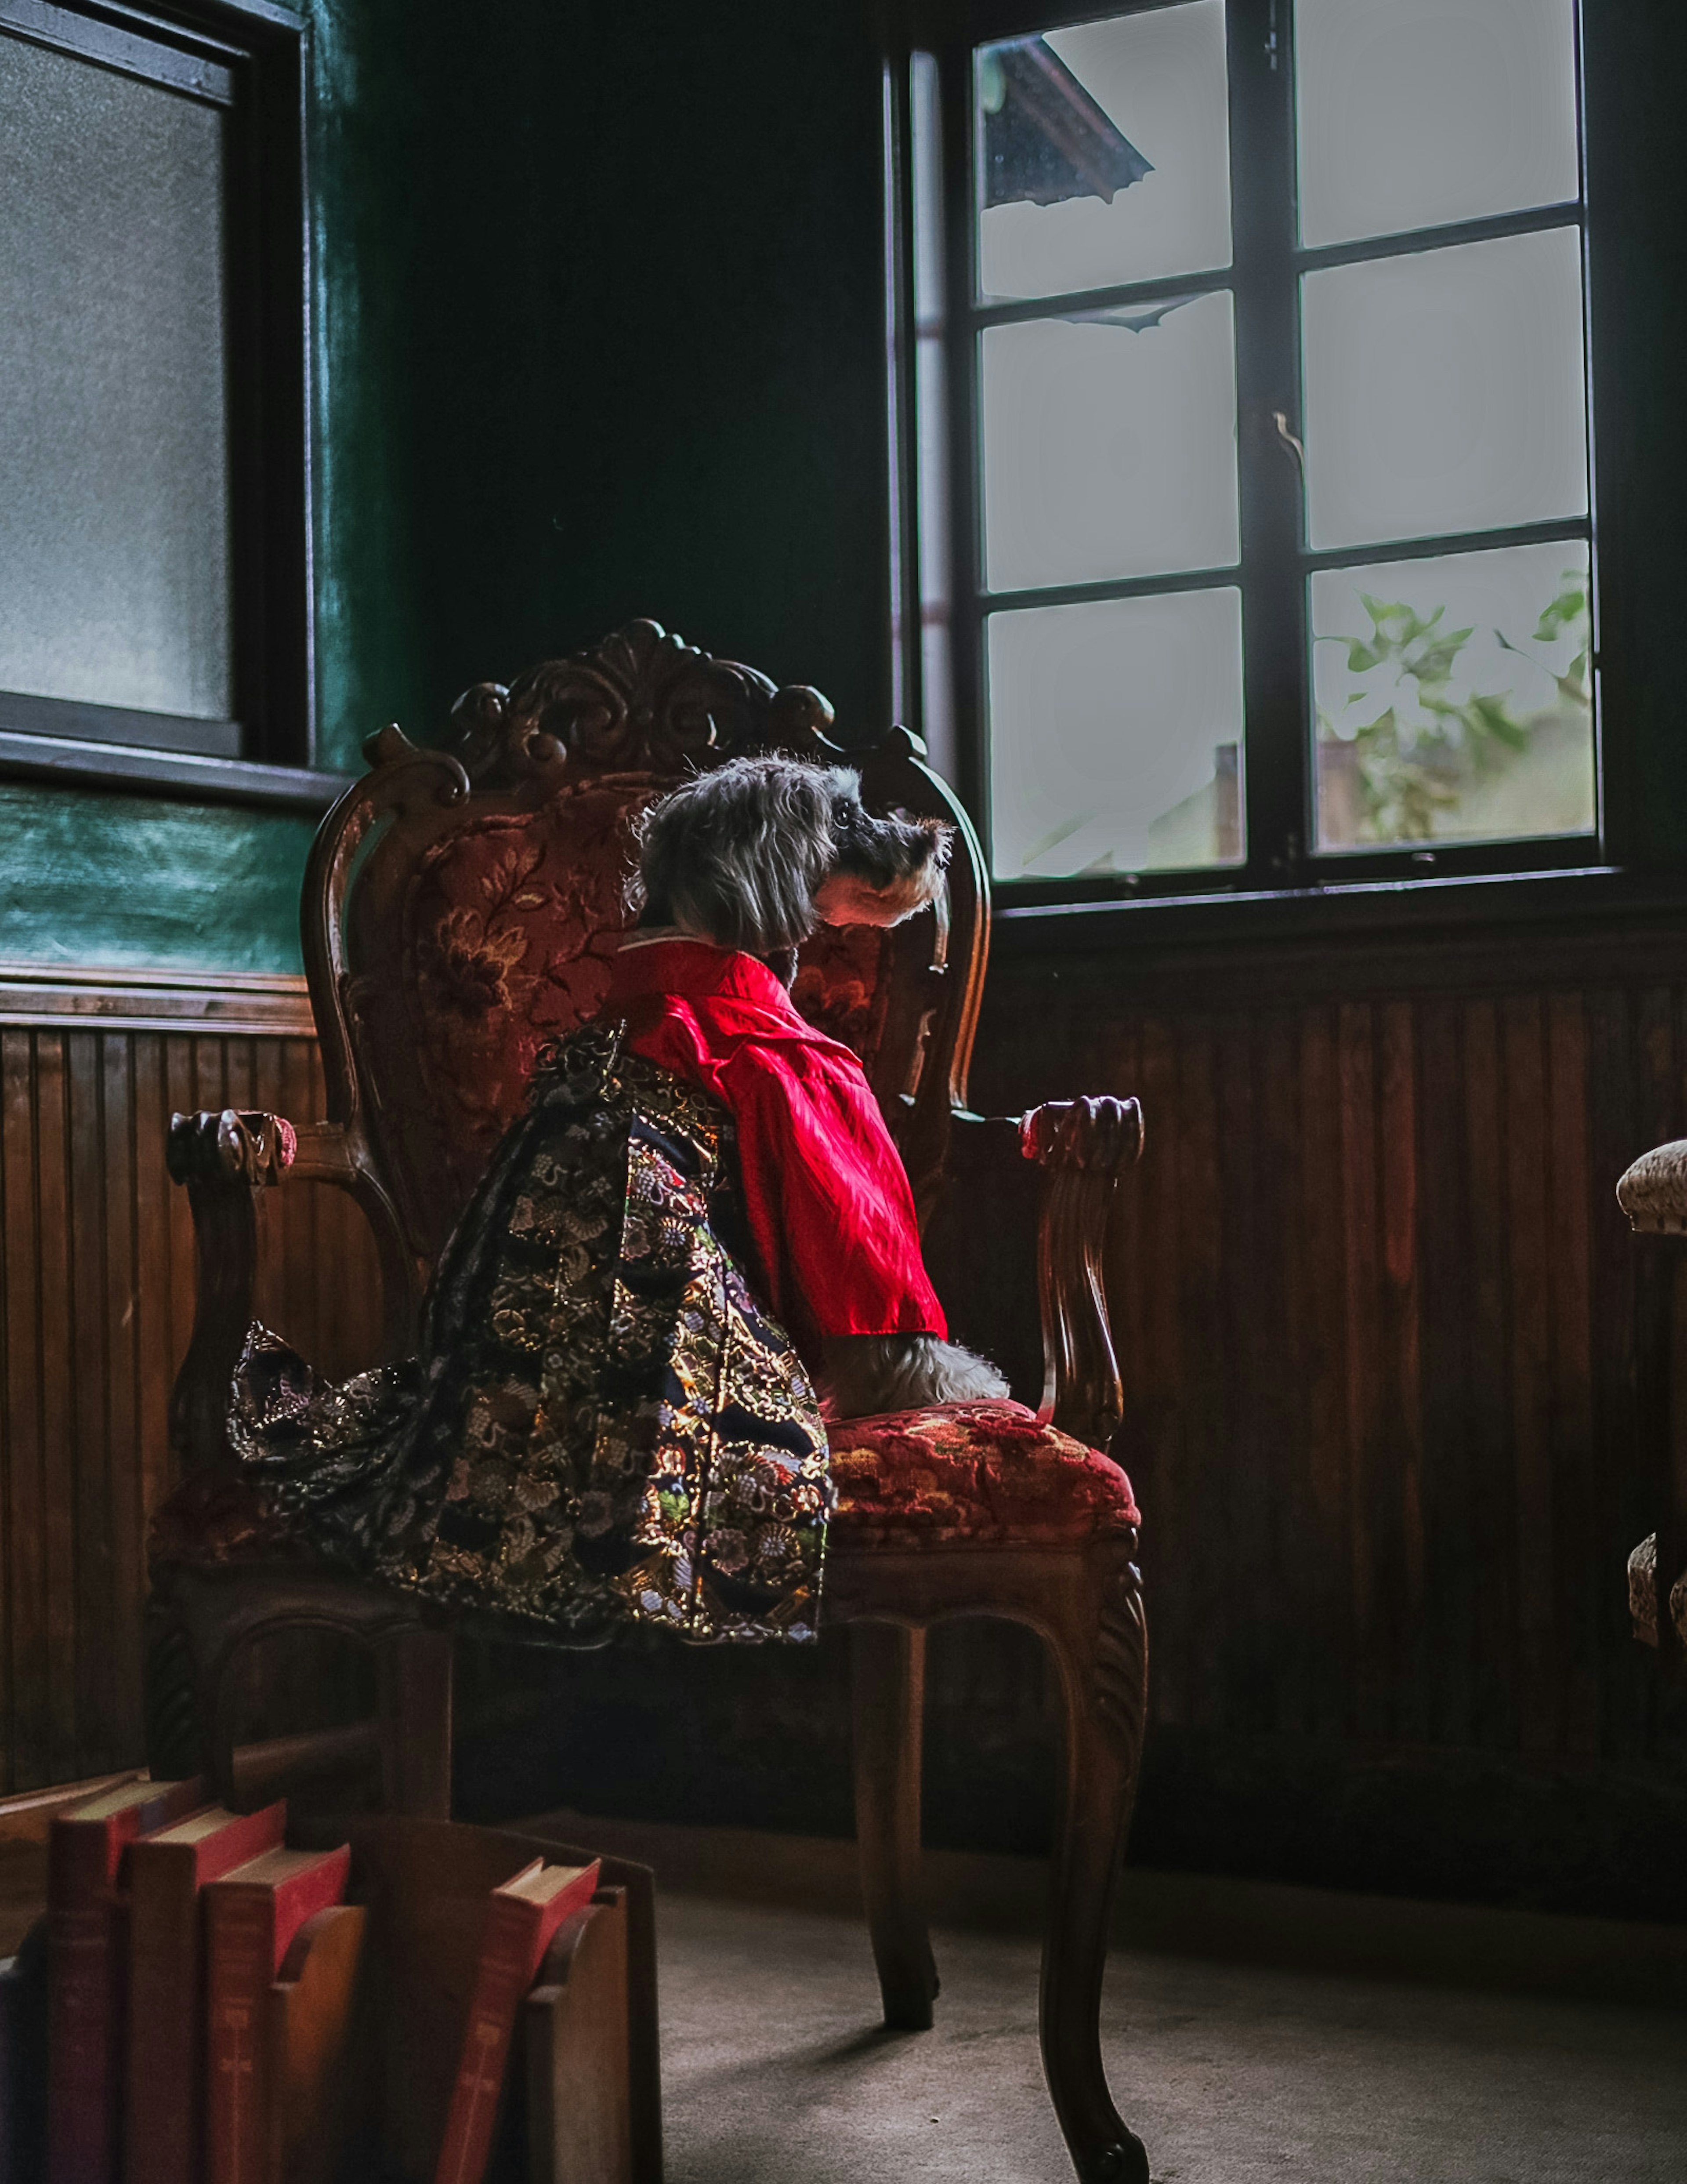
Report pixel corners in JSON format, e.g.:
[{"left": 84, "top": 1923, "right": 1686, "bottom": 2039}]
[
  {"left": 0, "top": 0, "right": 319, "bottom": 798},
  {"left": 889, "top": 0, "right": 1597, "bottom": 896}
]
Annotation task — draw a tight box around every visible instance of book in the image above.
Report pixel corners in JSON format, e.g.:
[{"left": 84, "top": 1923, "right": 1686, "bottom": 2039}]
[
  {"left": 431, "top": 1858, "right": 601, "bottom": 2184},
  {"left": 266, "top": 1904, "right": 367, "bottom": 2184},
  {"left": 524, "top": 1888, "right": 631, "bottom": 2184},
  {"left": 0, "top": 1772, "right": 146, "bottom": 1846},
  {"left": 203, "top": 1845, "right": 351, "bottom": 2184},
  {"left": 124, "top": 1803, "right": 286, "bottom": 2184},
  {"left": 47, "top": 1776, "right": 205, "bottom": 2184}
]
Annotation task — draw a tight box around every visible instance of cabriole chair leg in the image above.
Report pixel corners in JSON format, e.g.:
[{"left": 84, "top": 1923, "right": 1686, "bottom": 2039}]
[
  {"left": 850, "top": 1618, "right": 940, "bottom": 2030},
  {"left": 1039, "top": 1545, "right": 1150, "bottom": 2184}
]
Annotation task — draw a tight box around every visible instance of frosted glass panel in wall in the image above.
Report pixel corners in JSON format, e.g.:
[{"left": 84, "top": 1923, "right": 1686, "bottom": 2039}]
[
  {"left": 988, "top": 589, "right": 1245, "bottom": 878},
  {"left": 1296, "top": 0, "right": 1581, "bottom": 250},
  {"left": 977, "top": 1, "right": 1232, "bottom": 302},
  {"left": 1300, "top": 228, "right": 1588, "bottom": 552},
  {"left": 982, "top": 290, "right": 1239, "bottom": 592},
  {"left": 0, "top": 33, "right": 233, "bottom": 722}
]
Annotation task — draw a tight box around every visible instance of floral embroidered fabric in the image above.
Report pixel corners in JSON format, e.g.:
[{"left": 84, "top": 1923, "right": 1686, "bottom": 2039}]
[
  {"left": 827, "top": 1400, "right": 1139, "bottom": 1550},
  {"left": 228, "top": 1023, "right": 831, "bottom": 1646}
]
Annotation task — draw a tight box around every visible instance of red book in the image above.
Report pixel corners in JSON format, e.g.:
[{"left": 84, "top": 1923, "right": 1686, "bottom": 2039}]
[
  {"left": 123, "top": 1803, "right": 286, "bottom": 2184},
  {"left": 431, "top": 1859, "right": 601, "bottom": 2184},
  {"left": 47, "top": 1776, "right": 205, "bottom": 2184},
  {"left": 203, "top": 1845, "right": 351, "bottom": 2184}
]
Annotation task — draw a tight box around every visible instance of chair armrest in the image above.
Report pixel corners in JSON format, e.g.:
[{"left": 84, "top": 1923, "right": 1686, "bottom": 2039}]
[
  {"left": 1020, "top": 1097, "right": 1144, "bottom": 1451},
  {"left": 166, "top": 1110, "right": 424, "bottom": 1477},
  {"left": 1618, "top": 1141, "right": 1687, "bottom": 1234},
  {"left": 165, "top": 1109, "right": 304, "bottom": 1473}
]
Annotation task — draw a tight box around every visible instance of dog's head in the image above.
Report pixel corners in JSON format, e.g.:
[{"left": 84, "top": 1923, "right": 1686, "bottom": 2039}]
[{"left": 631, "top": 755, "right": 952, "bottom": 958}]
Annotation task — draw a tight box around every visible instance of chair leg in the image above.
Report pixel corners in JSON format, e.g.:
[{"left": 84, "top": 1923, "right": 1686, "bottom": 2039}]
[
  {"left": 850, "top": 1619, "right": 939, "bottom": 2031},
  {"left": 377, "top": 1623, "right": 453, "bottom": 1818},
  {"left": 1040, "top": 1547, "right": 1150, "bottom": 2184}
]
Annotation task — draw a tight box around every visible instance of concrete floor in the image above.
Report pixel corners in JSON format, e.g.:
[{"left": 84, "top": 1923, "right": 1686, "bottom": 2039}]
[{"left": 659, "top": 1894, "right": 1687, "bottom": 2184}]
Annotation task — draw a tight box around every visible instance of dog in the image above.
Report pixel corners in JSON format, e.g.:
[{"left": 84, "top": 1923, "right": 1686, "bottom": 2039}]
[{"left": 629, "top": 754, "right": 1009, "bottom": 1420}]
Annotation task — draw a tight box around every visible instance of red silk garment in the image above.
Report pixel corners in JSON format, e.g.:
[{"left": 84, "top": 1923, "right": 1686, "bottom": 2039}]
[{"left": 603, "top": 938, "right": 946, "bottom": 1354}]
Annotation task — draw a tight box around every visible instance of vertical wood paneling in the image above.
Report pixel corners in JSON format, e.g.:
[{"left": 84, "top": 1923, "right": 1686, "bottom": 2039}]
[
  {"left": 102, "top": 1033, "right": 144, "bottom": 1755},
  {"left": 3, "top": 1031, "right": 46, "bottom": 1789},
  {"left": 1502, "top": 997, "right": 1557, "bottom": 1753},
  {"left": 971, "top": 940, "right": 1687, "bottom": 1789},
  {"left": 34, "top": 1035, "right": 78, "bottom": 1785},
  {"left": 1297, "top": 1005, "right": 1349, "bottom": 1744},
  {"left": 0, "top": 1018, "right": 383, "bottom": 1791}
]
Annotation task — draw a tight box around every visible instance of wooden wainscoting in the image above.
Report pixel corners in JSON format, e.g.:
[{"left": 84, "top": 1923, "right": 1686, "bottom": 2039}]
[
  {"left": 969, "top": 904, "right": 1687, "bottom": 1880},
  {"left": 0, "top": 966, "right": 383, "bottom": 1792}
]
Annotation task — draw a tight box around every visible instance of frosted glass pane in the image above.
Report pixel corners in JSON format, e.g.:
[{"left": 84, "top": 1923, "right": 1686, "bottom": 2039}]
[
  {"left": 0, "top": 33, "right": 232, "bottom": 720},
  {"left": 1301, "top": 228, "right": 1587, "bottom": 552},
  {"left": 988, "top": 590, "right": 1245, "bottom": 878},
  {"left": 1312, "top": 540, "right": 1593, "bottom": 850},
  {"left": 977, "top": 2, "right": 1231, "bottom": 303},
  {"left": 982, "top": 290, "right": 1238, "bottom": 591},
  {"left": 1296, "top": 0, "right": 1581, "bottom": 249}
]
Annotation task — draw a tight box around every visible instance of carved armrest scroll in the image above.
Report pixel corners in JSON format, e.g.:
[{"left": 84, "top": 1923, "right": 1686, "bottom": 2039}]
[
  {"left": 167, "top": 1108, "right": 298, "bottom": 1189},
  {"left": 166, "top": 1109, "right": 304, "bottom": 1476},
  {"left": 1020, "top": 1096, "right": 1145, "bottom": 1453}
]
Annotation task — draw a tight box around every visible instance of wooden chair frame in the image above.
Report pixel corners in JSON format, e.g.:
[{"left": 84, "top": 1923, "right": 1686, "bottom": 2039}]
[{"left": 151, "top": 620, "right": 1151, "bottom": 2184}]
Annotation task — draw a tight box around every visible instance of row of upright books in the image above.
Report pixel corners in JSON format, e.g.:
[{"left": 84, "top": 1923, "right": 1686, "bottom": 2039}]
[{"left": 45, "top": 1778, "right": 602, "bottom": 2184}]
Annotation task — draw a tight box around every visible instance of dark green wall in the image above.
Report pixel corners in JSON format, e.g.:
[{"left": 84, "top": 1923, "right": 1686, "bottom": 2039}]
[{"left": 1, "top": 0, "right": 889, "bottom": 972}]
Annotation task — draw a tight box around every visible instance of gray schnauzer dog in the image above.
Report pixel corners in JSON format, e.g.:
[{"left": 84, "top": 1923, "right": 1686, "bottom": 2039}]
[{"left": 630, "top": 754, "right": 1008, "bottom": 1420}]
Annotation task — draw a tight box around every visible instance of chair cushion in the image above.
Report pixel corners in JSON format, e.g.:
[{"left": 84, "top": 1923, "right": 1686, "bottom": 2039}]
[{"left": 828, "top": 1399, "right": 1139, "bottom": 1549}]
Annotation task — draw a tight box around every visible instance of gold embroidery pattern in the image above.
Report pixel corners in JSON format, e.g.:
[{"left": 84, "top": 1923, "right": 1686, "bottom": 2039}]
[{"left": 230, "top": 1023, "right": 830, "bottom": 1645}]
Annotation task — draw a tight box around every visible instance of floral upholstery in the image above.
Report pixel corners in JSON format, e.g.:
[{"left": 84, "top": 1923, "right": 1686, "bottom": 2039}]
[
  {"left": 828, "top": 1399, "right": 1138, "bottom": 1549},
  {"left": 791, "top": 922, "right": 893, "bottom": 1074},
  {"left": 398, "top": 779, "right": 660, "bottom": 1179}
]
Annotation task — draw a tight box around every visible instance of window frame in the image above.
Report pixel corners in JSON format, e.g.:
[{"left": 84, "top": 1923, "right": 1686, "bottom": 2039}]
[
  {"left": 0, "top": 0, "right": 341, "bottom": 811},
  {"left": 888, "top": 0, "right": 1618, "bottom": 914}
]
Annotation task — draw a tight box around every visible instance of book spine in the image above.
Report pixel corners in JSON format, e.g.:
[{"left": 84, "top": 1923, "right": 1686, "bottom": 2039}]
[
  {"left": 431, "top": 1897, "right": 540, "bottom": 2184},
  {"left": 47, "top": 1829, "right": 120, "bottom": 2184},
  {"left": 124, "top": 1852, "right": 200, "bottom": 2184},
  {"left": 205, "top": 1895, "right": 277, "bottom": 2184}
]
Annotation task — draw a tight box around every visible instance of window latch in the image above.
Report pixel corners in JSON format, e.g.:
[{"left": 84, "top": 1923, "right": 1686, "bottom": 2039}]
[{"left": 1271, "top": 410, "right": 1306, "bottom": 474}]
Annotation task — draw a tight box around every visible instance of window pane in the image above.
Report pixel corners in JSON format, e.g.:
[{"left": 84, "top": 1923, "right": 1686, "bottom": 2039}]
[
  {"left": 977, "top": 2, "right": 1231, "bottom": 303},
  {"left": 988, "top": 590, "right": 1245, "bottom": 878},
  {"left": 1311, "top": 540, "right": 1593, "bottom": 851},
  {"left": 1296, "top": 0, "right": 1581, "bottom": 250},
  {"left": 1301, "top": 227, "right": 1587, "bottom": 552},
  {"left": 0, "top": 33, "right": 232, "bottom": 721},
  {"left": 982, "top": 291, "right": 1238, "bottom": 592}
]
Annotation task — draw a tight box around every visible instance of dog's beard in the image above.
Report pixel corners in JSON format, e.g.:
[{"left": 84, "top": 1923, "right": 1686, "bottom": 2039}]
[
  {"left": 819, "top": 811, "right": 951, "bottom": 930},
  {"left": 813, "top": 863, "right": 943, "bottom": 929},
  {"left": 818, "top": 1333, "right": 1009, "bottom": 1419}
]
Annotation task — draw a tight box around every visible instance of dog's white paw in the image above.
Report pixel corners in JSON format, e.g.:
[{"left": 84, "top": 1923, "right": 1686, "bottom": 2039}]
[{"left": 819, "top": 1333, "right": 1009, "bottom": 1419}]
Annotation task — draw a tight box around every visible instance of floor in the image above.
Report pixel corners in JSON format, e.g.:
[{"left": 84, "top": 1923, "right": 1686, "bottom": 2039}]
[{"left": 659, "top": 1894, "right": 1687, "bottom": 2184}]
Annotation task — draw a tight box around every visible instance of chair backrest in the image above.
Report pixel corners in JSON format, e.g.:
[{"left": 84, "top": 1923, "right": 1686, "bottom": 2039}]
[{"left": 303, "top": 620, "right": 990, "bottom": 1277}]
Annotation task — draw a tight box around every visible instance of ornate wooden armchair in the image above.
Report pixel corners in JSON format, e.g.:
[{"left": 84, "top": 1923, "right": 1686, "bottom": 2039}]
[{"left": 150, "top": 620, "right": 1149, "bottom": 2184}]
